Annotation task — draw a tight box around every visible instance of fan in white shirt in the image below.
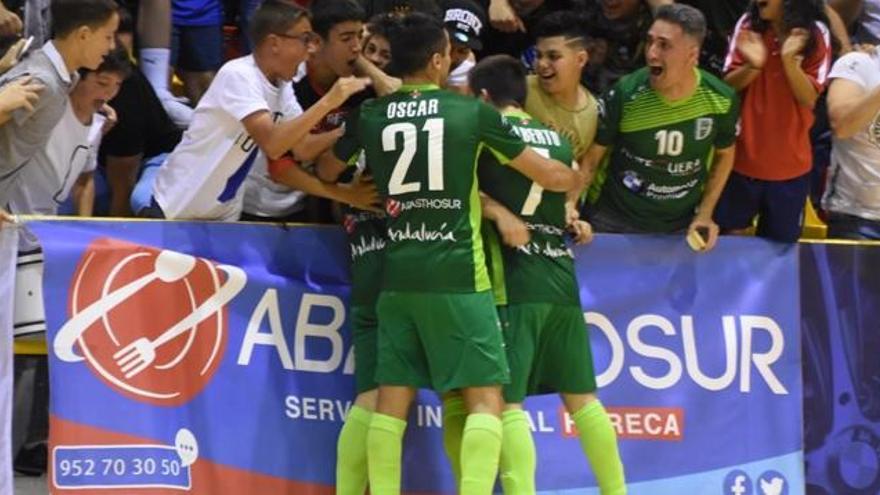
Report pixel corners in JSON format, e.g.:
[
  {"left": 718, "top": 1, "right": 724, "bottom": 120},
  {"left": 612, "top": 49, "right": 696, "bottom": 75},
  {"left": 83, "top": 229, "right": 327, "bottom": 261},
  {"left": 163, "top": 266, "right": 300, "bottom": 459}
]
[
  {"left": 146, "top": 0, "right": 379, "bottom": 221},
  {"left": 7, "top": 50, "right": 129, "bottom": 217},
  {"left": 824, "top": 46, "right": 880, "bottom": 239}
]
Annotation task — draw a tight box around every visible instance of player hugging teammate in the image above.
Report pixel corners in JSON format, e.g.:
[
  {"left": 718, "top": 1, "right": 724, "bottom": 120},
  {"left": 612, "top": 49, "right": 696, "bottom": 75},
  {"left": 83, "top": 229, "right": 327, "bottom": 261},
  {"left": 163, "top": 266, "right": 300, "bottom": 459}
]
[{"left": 318, "top": 8, "right": 629, "bottom": 495}]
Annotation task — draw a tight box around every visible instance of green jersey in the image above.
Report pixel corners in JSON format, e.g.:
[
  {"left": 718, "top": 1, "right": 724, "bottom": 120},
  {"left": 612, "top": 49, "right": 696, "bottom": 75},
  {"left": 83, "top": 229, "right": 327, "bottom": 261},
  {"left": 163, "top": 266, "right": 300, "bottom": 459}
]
[
  {"left": 479, "top": 109, "right": 580, "bottom": 306},
  {"left": 334, "top": 84, "right": 527, "bottom": 293},
  {"left": 344, "top": 207, "right": 386, "bottom": 306},
  {"left": 595, "top": 68, "right": 739, "bottom": 232}
]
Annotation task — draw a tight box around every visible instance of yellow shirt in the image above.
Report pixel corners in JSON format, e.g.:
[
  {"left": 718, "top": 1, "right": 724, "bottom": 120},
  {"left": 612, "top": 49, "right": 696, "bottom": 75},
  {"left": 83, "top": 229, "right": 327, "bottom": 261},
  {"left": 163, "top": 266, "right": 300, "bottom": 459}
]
[{"left": 524, "top": 75, "right": 598, "bottom": 161}]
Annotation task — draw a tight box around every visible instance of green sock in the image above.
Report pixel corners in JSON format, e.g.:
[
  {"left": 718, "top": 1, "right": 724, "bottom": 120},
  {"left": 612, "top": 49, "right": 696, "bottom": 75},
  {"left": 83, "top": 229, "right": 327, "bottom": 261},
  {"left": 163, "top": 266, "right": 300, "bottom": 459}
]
[
  {"left": 499, "top": 409, "right": 536, "bottom": 495},
  {"left": 460, "top": 413, "right": 503, "bottom": 495},
  {"left": 366, "top": 413, "right": 407, "bottom": 495},
  {"left": 336, "top": 405, "right": 372, "bottom": 495},
  {"left": 442, "top": 395, "right": 467, "bottom": 486},
  {"left": 572, "top": 401, "right": 626, "bottom": 495}
]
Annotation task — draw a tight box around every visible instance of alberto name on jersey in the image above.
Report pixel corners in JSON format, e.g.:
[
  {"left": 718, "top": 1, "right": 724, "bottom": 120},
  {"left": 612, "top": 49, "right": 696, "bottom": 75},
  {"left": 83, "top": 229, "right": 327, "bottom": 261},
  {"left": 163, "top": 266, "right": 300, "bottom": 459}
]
[{"left": 479, "top": 109, "right": 580, "bottom": 306}]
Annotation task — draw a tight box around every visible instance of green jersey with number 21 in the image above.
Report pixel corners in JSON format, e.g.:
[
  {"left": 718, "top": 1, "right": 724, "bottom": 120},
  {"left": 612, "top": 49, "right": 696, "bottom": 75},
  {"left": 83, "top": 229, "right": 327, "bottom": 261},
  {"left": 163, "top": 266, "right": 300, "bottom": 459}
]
[{"left": 333, "top": 84, "right": 527, "bottom": 293}]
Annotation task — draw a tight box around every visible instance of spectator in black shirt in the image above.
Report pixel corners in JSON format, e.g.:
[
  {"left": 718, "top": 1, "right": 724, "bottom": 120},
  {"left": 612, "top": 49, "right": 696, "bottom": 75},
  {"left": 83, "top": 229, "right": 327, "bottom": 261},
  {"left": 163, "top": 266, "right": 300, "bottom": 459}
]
[
  {"left": 100, "top": 9, "right": 182, "bottom": 217},
  {"left": 478, "top": 0, "right": 586, "bottom": 60},
  {"left": 580, "top": 0, "right": 661, "bottom": 94}
]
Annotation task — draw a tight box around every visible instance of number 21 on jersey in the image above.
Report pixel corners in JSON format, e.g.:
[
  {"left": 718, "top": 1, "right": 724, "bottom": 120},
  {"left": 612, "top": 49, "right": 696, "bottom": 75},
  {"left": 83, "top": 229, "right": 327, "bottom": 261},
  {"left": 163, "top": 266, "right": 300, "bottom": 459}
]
[{"left": 382, "top": 118, "right": 444, "bottom": 194}]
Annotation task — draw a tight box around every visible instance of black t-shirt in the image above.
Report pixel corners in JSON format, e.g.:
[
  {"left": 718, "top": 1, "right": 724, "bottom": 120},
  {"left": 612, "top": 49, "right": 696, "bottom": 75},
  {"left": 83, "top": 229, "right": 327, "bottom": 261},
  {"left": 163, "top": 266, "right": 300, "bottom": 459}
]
[
  {"left": 476, "top": 0, "right": 585, "bottom": 59},
  {"left": 292, "top": 68, "right": 375, "bottom": 223},
  {"left": 100, "top": 69, "right": 182, "bottom": 160},
  {"left": 292, "top": 70, "right": 375, "bottom": 133},
  {"left": 580, "top": 2, "right": 654, "bottom": 94}
]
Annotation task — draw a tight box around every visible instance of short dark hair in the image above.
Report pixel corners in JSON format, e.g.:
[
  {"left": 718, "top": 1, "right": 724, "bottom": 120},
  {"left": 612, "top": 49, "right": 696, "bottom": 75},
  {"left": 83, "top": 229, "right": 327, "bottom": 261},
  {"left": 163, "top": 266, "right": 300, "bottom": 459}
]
[
  {"left": 79, "top": 45, "right": 132, "bottom": 79},
  {"left": 386, "top": 12, "right": 447, "bottom": 77},
  {"left": 533, "top": 10, "right": 588, "bottom": 48},
  {"left": 654, "top": 4, "right": 707, "bottom": 45},
  {"left": 116, "top": 5, "right": 134, "bottom": 35},
  {"left": 248, "top": 0, "right": 310, "bottom": 46},
  {"left": 51, "top": 0, "right": 118, "bottom": 38},
  {"left": 311, "top": 0, "right": 367, "bottom": 40},
  {"left": 469, "top": 55, "right": 527, "bottom": 108},
  {"left": 746, "top": 0, "right": 832, "bottom": 58},
  {"left": 366, "top": 13, "right": 397, "bottom": 42}
]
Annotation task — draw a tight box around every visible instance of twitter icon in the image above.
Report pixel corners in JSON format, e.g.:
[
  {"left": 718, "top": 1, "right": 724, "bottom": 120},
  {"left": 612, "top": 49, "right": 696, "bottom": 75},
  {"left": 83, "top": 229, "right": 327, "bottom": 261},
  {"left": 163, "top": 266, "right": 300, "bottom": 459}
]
[{"left": 757, "top": 471, "right": 788, "bottom": 495}]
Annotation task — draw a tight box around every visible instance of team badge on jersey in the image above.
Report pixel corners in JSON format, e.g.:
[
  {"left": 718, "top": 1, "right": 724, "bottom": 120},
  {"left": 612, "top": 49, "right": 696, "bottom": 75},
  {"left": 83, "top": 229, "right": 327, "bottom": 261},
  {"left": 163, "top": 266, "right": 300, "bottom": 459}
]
[{"left": 695, "top": 118, "right": 713, "bottom": 141}]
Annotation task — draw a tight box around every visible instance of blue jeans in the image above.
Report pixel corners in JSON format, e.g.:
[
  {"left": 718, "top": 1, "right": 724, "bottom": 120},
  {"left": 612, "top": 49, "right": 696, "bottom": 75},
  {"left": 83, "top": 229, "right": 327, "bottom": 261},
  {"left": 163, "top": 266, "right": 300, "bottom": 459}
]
[{"left": 130, "top": 153, "right": 168, "bottom": 216}]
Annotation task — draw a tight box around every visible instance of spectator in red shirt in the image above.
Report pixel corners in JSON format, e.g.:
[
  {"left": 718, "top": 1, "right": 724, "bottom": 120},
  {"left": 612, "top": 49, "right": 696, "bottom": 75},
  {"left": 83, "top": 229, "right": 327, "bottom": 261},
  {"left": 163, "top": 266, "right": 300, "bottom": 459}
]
[{"left": 714, "top": 0, "right": 832, "bottom": 242}]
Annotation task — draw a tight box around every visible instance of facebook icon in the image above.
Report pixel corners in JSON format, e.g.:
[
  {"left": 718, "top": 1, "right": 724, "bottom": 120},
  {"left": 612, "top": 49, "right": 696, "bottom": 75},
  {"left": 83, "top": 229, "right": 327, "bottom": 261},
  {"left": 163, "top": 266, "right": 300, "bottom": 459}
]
[{"left": 723, "top": 470, "right": 753, "bottom": 495}]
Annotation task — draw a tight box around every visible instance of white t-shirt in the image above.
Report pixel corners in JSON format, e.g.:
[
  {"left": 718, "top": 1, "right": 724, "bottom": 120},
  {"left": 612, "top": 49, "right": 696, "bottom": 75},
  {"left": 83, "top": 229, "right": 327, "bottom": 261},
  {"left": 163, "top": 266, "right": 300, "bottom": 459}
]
[
  {"left": 241, "top": 83, "right": 307, "bottom": 219},
  {"left": 823, "top": 48, "right": 880, "bottom": 220},
  {"left": 152, "top": 55, "right": 299, "bottom": 220},
  {"left": 447, "top": 58, "right": 475, "bottom": 88},
  {"left": 7, "top": 103, "right": 104, "bottom": 215}
]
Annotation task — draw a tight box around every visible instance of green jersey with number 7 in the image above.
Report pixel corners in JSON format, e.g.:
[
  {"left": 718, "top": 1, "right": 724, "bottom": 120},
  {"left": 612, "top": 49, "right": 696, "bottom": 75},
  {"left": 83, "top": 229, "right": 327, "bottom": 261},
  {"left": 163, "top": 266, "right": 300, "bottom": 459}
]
[
  {"left": 478, "top": 109, "right": 579, "bottom": 306},
  {"left": 333, "top": 83, "right": 528, "bottom": 293}
]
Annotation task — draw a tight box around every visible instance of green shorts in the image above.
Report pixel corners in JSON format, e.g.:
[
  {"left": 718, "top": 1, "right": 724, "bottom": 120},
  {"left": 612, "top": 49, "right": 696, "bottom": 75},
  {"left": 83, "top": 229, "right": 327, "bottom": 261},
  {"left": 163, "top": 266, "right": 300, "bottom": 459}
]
[
  {"left": 375, "top": 290, "right": 509, "bottom": 393},
  {"left": 351, "top": 305, "right": 378, "bottom": 394},
  {"left": 500, "top": 303, "right": 597, "bottom": 403}
]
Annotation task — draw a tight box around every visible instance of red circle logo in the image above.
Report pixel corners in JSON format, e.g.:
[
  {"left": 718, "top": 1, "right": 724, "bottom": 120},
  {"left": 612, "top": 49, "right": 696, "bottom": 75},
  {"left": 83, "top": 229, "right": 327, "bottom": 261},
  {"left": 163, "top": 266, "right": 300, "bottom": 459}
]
[{"left": 55, "top": 238, "right": 246, "bottom": 406}]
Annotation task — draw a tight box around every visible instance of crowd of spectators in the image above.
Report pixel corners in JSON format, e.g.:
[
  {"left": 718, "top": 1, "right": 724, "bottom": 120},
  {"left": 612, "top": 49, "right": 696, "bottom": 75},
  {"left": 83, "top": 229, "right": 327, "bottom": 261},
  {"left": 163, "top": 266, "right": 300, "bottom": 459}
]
[
  {"left": 1, "top": 0, "right": 879, "bottom": 480},
  {"left": 0, "top": 0, "right": 878, "bottom": 243}
]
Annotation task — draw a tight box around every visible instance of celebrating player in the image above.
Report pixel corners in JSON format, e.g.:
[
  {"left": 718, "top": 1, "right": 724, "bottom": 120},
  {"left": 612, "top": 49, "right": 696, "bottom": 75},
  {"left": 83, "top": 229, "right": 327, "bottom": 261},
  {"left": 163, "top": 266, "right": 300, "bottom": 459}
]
[
  {"left": 468, "top": 54, "right": 626, "bottom": 495},
  {"left": 320, "top": 12, "right": 580, "bottom": 495},
  {"left": 581, "top": 4, "right": 739, "bottom": 251}
]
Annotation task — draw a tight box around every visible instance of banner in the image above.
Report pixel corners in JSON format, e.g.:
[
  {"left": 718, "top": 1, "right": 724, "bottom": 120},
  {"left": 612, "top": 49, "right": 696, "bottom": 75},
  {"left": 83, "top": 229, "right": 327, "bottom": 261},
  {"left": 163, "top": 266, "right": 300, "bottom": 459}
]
[
  {"left": 0, "top": 225, "right": 19, "bottom": 495},
  {"left": 801, "top": 243, "right": 880, "bottom": 495},
  {"left": 28, "top": 220, "right": 805, "bottom": 494}
]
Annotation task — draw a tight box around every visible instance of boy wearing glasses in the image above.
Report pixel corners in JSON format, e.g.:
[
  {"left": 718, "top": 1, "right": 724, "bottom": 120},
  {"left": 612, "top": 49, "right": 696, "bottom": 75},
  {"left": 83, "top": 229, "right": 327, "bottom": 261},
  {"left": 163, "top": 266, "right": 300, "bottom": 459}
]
[
  {"left": 138, "top": 0, "right": 376, "bottom": 220},
  {"left": 242, "top": 0, "right": 376, "bottom": 224}
]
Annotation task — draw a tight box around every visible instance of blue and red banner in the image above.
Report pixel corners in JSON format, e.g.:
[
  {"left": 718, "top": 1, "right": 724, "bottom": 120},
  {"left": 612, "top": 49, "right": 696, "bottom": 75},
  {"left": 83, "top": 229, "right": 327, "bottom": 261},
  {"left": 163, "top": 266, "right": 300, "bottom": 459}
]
[{"left": 25, "top": 220, "right": 805, "bottom": 494}]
